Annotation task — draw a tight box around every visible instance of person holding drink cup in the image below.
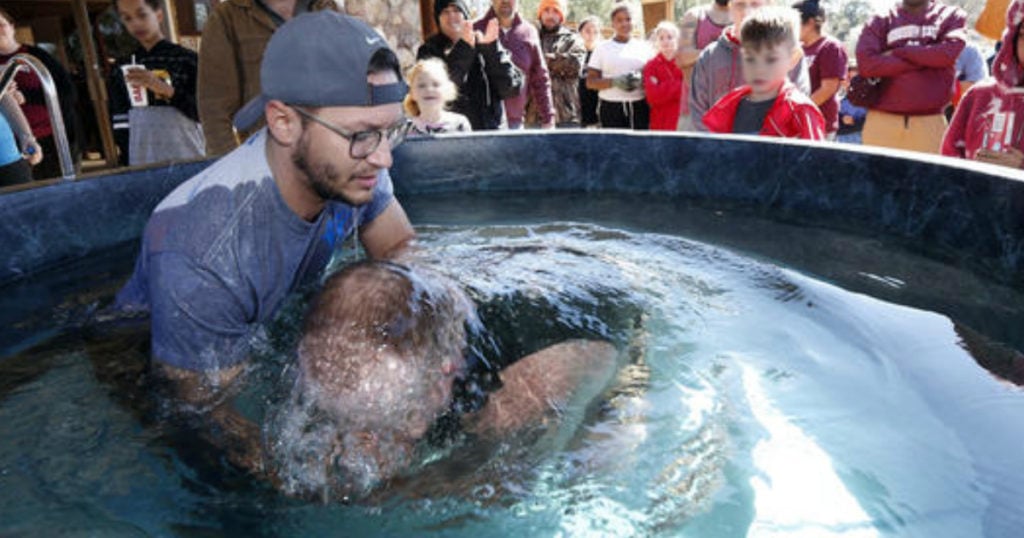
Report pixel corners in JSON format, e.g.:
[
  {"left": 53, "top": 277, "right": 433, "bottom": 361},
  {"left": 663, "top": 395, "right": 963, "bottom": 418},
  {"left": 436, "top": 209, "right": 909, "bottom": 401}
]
[{"left": 108, "top": 0, "right": 204, "bottom": 166}]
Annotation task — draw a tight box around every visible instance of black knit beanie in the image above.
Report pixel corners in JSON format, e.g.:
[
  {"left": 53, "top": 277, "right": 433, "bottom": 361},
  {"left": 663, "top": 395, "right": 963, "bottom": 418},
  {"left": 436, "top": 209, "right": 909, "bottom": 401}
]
[{"left": 435, "top": 0, "right": 470, "bottom": 22}]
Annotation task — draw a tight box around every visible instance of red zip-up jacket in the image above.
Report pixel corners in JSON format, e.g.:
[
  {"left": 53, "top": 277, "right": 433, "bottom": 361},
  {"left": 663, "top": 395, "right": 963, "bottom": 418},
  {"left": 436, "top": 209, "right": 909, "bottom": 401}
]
[
  {"left": 703, "top": 81, "right": 826, "bottom": 140},
  {"left": 643, "top": 53, "right": 684, "bottom": 131},
  {"left": 855, "top": 0, "right": 967, "bottom": 115}
]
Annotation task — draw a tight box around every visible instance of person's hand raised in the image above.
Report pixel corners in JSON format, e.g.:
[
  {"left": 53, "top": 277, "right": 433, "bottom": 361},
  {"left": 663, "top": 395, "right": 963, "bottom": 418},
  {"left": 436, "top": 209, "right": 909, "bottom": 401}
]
[
  {"left": 477, "top": 19, "right": 500, "bottom": 45},
  {"left": 459, "top": 19, "right": 476, "bottom": 45}
]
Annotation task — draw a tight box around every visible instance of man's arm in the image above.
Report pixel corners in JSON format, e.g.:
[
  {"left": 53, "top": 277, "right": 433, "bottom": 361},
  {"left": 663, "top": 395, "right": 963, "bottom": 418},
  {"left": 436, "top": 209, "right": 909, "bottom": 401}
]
[
  {"left": 675, "top": 9, "right": 701, "bottom": 70},
  {"left": 855, "top": 17, "right": 918, "bottom": 78},
  {"left": 528, "top": 42, "right": 556, "bottom": 127},
  {"left": 198, "top": 7, "right": 242, "bottom": 156},
  {"left": 890, "top": 10, "right": 967, "bottom": 69},
  {"left": 810, "top": 78, "right": 841, "bottom": 107},
  {"left": 464, "top": 340, "right": 618, "bottom": 438},
  {"left": 359, "top": 199, "right": 415, "bottom": 260},
  {"left": 145, "top": 250, "right": 268, "bottom": 474},
  {"left": 810, "top": 41, "right": 847, "bottom": 107},
  {"left": 689, "top": 49, "right": 713, "bottom": 132}
]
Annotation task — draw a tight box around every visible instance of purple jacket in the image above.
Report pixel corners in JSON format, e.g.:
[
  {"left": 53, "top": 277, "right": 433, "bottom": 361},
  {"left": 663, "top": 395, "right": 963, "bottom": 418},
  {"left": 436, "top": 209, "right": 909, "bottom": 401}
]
[{"left": 475, "top": 9, "right": 554, "bottom": 127}]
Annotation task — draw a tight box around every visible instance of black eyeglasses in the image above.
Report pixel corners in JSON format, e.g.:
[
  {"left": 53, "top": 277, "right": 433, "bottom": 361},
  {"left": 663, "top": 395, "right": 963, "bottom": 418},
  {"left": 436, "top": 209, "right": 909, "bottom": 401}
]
[{"left": 292, "top": 107, "right": 411, "bottom": 159}]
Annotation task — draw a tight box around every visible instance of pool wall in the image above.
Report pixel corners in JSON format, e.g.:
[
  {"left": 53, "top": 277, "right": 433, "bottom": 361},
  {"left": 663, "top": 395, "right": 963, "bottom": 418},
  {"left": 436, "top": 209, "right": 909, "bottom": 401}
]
[{"left": 0, "top": 132, "right": 1021, "bottom": 287}]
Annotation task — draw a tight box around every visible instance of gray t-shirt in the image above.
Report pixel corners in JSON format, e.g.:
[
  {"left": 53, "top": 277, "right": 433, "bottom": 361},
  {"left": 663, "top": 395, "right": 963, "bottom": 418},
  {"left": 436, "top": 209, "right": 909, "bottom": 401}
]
[
  {"left": 732, "top": 97, "right": 774, "bottom": 135},
  {"left": 115, "top": 130, "right": 395, "bottom": 371}
]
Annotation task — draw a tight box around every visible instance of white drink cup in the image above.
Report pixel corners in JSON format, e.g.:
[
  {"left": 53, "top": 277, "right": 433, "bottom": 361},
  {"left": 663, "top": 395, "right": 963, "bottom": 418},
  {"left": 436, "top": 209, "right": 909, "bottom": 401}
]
[{"left": 122, "top": 63, "right": 149, "bottom": 107}]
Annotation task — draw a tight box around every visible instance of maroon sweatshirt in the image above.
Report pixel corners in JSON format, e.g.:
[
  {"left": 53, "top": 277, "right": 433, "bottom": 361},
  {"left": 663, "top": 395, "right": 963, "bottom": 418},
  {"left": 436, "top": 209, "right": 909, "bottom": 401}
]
[{"left": 855, "top": 0, "right": 967, "bottom": 115}]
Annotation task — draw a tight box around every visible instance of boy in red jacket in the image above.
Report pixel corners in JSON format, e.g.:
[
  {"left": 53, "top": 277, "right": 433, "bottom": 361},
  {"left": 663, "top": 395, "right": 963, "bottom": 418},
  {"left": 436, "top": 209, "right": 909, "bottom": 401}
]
[
  {"left": 703, "top": 6, "right": 825, "bottom": 140},
  {"left": 941, "top": 0, "right": 1024, "bottom": 170},
  {"left": 644, "top": 21, "right": 684, "bottom": 131}
]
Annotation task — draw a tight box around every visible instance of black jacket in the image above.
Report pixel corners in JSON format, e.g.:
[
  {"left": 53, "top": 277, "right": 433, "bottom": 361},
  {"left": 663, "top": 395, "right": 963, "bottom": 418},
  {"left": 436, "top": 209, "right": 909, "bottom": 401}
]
[{"left": 417, "top": 34, "right": 522, "bottom": 131}]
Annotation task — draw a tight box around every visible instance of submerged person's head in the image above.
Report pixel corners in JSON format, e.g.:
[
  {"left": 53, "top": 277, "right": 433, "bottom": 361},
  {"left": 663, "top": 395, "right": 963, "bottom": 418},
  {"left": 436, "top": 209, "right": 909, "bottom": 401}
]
[{"left": 273, "top": 261, "right": 475, "bottom": 499}]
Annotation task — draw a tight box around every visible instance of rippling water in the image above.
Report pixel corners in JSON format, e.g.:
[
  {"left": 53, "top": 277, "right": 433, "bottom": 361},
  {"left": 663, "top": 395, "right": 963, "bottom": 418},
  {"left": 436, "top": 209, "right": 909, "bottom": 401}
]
[{"left": 1, "top": 201, "right": 1022, "bottom": 536}]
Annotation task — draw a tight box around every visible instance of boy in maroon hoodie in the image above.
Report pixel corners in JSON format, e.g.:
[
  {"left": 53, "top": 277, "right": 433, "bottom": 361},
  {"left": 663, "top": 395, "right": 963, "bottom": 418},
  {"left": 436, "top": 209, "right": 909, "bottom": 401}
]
[
  {"left": 855, "top": 0, "right": 966, "bottom": 154},
  {"left": 941, "top": 0, "right": 1024, "bottom": 170},
  {"left": 703, "top": 6, "right": 825, "bottom": 139}
]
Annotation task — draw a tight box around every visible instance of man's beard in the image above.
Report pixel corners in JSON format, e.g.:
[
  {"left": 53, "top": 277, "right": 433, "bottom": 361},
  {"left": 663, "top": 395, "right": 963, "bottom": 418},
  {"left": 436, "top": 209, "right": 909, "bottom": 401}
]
[{"left": 292, "top": 129, "right": 356, "bottom": 205}]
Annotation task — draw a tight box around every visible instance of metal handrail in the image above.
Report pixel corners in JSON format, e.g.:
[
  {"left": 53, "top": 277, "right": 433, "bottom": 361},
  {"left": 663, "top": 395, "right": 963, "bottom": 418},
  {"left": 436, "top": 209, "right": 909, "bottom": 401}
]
[{"left": 0, "top": 53, "right": 75, "bottom": 181}]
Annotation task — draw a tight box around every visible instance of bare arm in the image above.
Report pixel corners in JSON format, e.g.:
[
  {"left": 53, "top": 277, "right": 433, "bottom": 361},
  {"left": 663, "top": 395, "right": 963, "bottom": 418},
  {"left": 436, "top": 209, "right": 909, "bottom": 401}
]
[
  {"left": 464, "top": 340, "right": 618, "bottom": 438},
  {"left": 1, "top": 93, "right": 41, "bottom": 164},
  {"left": 155, "top": 362, "right": 267, "bottom": 475},
  {"left": 359, "top": 199, "right": 415, "bottom": 260},
  {"left": 586, "top": 68, "right": 614, "bottom": 91},
  {"left": 809, "top": 78, "right": 841, "bottom": 107},
  {"left": 676, "top": 10, "right": 700, "bottom": 69}
]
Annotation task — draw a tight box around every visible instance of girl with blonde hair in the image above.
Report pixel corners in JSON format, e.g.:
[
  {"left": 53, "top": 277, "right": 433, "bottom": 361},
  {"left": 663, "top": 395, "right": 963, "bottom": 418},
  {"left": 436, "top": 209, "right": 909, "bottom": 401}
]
[{"left": 404, "top": 58, "right": 472, "bottom": 136}]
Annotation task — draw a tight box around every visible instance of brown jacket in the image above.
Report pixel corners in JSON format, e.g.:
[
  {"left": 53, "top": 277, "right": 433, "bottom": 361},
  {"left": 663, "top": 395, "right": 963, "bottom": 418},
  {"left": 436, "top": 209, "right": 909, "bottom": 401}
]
[
  {"left": 198, "top": 0, "right": 341, "bottom": 156},
  {"left": 198, "top": 0, "right": 276, "bottom": 156}
]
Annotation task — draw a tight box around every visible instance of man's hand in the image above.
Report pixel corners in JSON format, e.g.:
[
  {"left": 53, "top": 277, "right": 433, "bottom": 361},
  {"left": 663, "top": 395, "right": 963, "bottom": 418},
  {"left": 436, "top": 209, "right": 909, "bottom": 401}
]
[
  {"left": 125, "top": 67, "right": 175, "bottom": 99},
  {"left": 21, "top": 138, "right": 42, "bottom": 166},
  {"left": 611, "top": 72, "right": 642, "bottom": 91},
  {"left": 5, "top": 81, "right": 25, "bottom": 105},
  {"left": 477, "top": 19, "right": 500, "bottom": 45},
  {"left": 459, "top": 19, "right": 476, "bottom": 45},
  {"left": 975, "top": 147, "right": 1024, "bottom": 169}
]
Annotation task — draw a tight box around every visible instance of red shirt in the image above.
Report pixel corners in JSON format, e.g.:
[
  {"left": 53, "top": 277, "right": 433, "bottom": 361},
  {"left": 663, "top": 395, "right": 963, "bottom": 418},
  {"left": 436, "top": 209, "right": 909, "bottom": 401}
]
[
  {"left": 803, "top": 35, "right": 848, "bottom": 134},
  {"left": 644, "top": 54, "right": 684, "bottom": 131},
  {"left": 703, "top": 81, "right": 826, "bottom": 140}
]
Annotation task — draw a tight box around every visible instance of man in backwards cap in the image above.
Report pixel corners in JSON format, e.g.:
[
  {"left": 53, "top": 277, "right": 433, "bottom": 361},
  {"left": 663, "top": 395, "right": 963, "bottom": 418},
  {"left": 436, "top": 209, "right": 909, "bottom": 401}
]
[{"left": 115, "top": 12, "right": 415, "bottom": 455}]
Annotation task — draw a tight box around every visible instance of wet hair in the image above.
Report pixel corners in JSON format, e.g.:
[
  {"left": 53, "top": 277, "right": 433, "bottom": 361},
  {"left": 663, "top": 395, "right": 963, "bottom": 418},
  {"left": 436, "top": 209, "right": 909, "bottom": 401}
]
[
  {"left": 299, "top": 259, "right": 468, "bottom": 387},
  {"left": 577, "top": 15, "right": 602, "bottom": 34},
  {"left": 272, "top": 261, "right": 476, "bottom": 499},
  {"left": 113, "top": 0, "right": 162, "bottom": 11},
  {"left": 403, "top": 58, "right": 458, "bottom": 117},
  {"left": 740, "top": 6, "right": 800, "bottom": 51},
  {"left": 791, "top": 0, "right": 825, "bottom": 32}
]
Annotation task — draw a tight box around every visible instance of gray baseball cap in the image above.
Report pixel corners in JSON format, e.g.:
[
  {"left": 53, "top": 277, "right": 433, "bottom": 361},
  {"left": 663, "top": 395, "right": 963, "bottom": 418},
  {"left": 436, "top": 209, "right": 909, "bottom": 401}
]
[{"left": 232, "top": 11, "right": 408, "bottom": 131}]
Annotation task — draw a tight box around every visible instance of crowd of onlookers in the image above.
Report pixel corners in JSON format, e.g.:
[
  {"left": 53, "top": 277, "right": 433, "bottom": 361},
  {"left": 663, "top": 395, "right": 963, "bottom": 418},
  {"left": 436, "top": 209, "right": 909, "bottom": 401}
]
[{"left": 1, "top": 0, "right": 1023, "bottom": 188}]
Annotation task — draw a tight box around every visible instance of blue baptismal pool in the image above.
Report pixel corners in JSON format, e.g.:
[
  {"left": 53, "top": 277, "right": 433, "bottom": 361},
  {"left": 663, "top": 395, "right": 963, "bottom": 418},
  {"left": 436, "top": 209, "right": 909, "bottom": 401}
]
[{"left": 0, "top": 132, "right": 1022, "bottom": 536}]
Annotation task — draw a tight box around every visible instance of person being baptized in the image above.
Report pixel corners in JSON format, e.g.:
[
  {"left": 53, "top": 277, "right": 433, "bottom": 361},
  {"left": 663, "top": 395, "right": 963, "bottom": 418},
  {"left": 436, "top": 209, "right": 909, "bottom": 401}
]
[{"left": 266, "top": 260, "right": 620, "bottom": 502}]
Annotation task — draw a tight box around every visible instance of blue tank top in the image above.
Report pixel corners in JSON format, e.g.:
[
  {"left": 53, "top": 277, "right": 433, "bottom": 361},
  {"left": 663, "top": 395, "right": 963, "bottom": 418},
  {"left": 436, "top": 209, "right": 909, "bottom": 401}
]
[{"left": 0, "top": 113, "right": 21, "bottom": 166}]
